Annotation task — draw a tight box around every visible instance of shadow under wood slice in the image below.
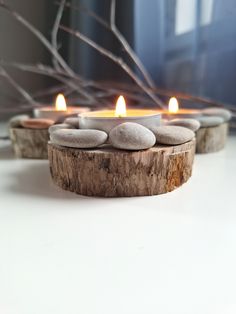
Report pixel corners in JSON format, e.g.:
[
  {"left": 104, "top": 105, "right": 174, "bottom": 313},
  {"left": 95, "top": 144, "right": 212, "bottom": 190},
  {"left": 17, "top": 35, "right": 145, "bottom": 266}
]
[{"left": 48, "top": 139, "right": 196, "bottom": 197}]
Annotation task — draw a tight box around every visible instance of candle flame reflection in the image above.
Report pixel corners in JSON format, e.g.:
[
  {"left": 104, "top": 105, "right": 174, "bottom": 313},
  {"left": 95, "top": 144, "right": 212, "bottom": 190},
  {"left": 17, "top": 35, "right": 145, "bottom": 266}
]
[
  {"left": 168, "top": 97, "right": 179, "bottom": 113},
  {"left": 55, "top": 93, "right": 67, "bottom": 111},
  {"left": 115, "top": 95, "right": 127, "bottom": 117}
]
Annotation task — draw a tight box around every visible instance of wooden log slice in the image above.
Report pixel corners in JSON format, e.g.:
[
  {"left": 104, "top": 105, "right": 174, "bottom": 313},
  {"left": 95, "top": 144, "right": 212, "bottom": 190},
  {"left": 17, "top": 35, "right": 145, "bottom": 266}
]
[
  {"left": 48, "top": 139, "right": 196, "bottom": 197},
  {"left": 9, "top": 127, "right": 49, "bottom": 159},
  {"left": 196, "top": 122, "right": 228, "bottom": 154}
]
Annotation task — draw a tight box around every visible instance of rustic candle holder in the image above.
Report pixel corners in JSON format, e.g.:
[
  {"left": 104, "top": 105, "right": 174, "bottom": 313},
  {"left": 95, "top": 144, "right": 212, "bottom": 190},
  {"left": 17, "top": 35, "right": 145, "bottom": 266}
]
[
  {"left": 48, "top": 139, "right": 196, "bottom": 197},
  {"left": 9, "top": 127, "right": 49, "bottom": 159},
  {"left": 196, "top": 122, "right": 229, "bottom": 154}
]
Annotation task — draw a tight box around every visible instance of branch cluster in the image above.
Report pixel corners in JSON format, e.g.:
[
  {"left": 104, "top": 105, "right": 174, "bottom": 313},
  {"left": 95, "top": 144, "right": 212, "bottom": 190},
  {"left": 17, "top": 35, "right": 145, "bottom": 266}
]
[{"left": 0, "top": 0, "right": 234, "bottom": 113}]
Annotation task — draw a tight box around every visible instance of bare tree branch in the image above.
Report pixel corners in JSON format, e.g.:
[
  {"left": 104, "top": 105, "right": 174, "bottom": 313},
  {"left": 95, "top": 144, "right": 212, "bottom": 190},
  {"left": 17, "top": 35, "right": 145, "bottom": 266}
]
[
  {"left": 31, "top": 84, "right": 69, "bottom": 99},
  {"left": 0, "top": 0, "right": 106, "bottom": 104},
  {"left": 109, "top": 0, "right": 155, "bottom": 88},
  {"left": 0, "top": 61, "right": 109, "bottom": 105},
  {"left": 51, "top": 0, "right": 66, "bottom": 70},
  {"left": 102, "top": 82, "right": 236, "bottom": 111},
  {"left": 110, "top": 0, "right": 116, "bottom": 28},
  {"left": 0, "top": 0, "right": 74, "bottom": 77},
  {"left": 0, "top": 65, "right": 37, "bottom": 105},
  {"left": 60, "top": 25, "right": 165, "bottom": 108},
  {"left": 59, "top": 0, "right": 155, "bottom": 88},
  {"left": 58, "top": 1, "right": 110, "bottom": 28},
  {"left": 2, "top": 60, "right": 234, "bottom": 112}
]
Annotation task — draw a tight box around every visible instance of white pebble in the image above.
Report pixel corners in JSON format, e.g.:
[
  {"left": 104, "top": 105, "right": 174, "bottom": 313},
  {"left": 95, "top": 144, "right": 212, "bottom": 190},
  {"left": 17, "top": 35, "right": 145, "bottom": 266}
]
[
  {"left": 197, "top": 116, "right": 224, "bottom": 127},
  {"left": 167, "top": 118, "right": 200, "bottom": 132},
  {"left": 153, "top": 126, "right": 195, "bottom": 145},
  {"left": 49, "top": 123, "right": 75, "bottom": 134},
  {"left": 202, "top": 107, "right": 232, "bottom": 121}
]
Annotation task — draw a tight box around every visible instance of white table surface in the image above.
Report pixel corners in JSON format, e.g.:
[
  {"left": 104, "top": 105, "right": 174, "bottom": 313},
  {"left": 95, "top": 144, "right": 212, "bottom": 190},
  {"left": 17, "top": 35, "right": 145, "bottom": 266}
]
[{"left": 0, "top": 129, "right": 236, "bottom": 314}]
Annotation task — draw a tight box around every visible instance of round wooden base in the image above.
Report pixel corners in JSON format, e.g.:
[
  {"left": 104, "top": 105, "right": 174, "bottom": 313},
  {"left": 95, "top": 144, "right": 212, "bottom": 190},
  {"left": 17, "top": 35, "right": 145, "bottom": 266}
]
[
  {"left": 48, "top": 139, "right": 196, "bottom": 197},
  {"left": 9, "top": 127, "right": 49, "bottom": 159},
  {"left": 196, "top": 122, "right": 228, "bottom": 154}
]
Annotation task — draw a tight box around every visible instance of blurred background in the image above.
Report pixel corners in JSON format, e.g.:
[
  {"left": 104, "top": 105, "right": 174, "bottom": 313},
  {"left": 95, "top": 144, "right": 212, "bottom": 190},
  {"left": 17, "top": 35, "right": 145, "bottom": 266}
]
[{"left": 1, "top": 0, "right": 236, "bottom": 120}]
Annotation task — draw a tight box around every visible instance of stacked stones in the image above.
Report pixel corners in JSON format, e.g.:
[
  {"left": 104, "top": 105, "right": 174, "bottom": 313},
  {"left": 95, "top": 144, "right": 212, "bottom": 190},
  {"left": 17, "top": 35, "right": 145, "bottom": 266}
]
[
  {"left": 9, "top": 106, "right": 231, "bottom": 159},
  {"left": 163, "top": 107, "right": 231, "bottom": 154},
  {"left": 50, "top": 108, "right": 231, "bottom": 152},
  {"left": 9, "top": 115, "right": 54, "bottom": 159},
  {"left": 49, "top": 117, "right": 197, "bottom": 151}
]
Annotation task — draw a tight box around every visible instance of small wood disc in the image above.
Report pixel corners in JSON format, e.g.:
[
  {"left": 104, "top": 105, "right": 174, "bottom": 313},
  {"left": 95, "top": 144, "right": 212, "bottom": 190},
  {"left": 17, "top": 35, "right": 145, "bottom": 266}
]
[
  {"left": 10, "top": 127, "right": 49, "bottom": 159},
  {"left": 196, "top": 122, "right": 228, "bottom": 154},
  {"left": 48, "top": 139, "right": 196, "bottom": 197}
]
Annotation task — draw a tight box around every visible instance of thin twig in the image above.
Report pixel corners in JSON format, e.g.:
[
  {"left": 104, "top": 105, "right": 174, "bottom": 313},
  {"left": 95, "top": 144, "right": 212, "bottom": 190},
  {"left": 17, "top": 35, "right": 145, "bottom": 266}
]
[
  {"left": 59, "top": 1, "right": 110, "bottom": 28},
  {"left": 60, "top": 25, "right": 165, "bottom": 108},
  {"left": 110, "top": 0, "right": 155, "bottom": 88},
  {"left": 99, "top": 81, "right": 236, "bottom": 112},
  {"left": 0, "top": 1, "right": 110, "bottom": 105},
  {"left": 0, "top": 60, "right": 101, "bottom": 104},
  {"left": 31, "top": 84, "right": 69, "bottom": 99},
  {"left": 0, "top": 0, "right": 74, "bottom": 76},
  {"left": 59, "top": 0, "right": 155, "bottom": 88},
  {"left": 0, "top": 1, "right": 103, "bottom": 103},
  {"left": 0, "top": 65, "right": 37, "bottom": 105},
  {"left": 3, "top": 59, "right": 234, "bottom": 111},
  {"left": 51, "top": 0, "right": 66, "bottom": 70}
]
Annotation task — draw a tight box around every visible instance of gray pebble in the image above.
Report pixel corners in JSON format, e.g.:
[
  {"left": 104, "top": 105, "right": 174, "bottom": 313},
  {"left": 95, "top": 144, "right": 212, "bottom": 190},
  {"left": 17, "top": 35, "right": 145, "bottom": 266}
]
[
  {"left": 153, "top": 126, "right": 195, "bottom": 145},
  {"left": 9, "top": 114, "right": 30, "bottom": 128},
  {"left": 64, "top": 117, "right": 80, "bottom": 128},
  {"left": 167, "top": 118, "right": 200, "bottom": 132},
  {"left": 109, "top": 122, "right": 156, "bottom": 151},
  {"left": 50, "top": 129, "right": 108, "bottom": 148},
  {"left": 197, "top": 116, "right": 224, "bottom": 127},
  {"left": 49, "top": 123, "right": 75, "bottom": 135},
  {"left": 202, "top": 107, "right": 232, "bottom": 121},
  {"left": 161, "top": 119, "right": 168, "bottom": 125}
]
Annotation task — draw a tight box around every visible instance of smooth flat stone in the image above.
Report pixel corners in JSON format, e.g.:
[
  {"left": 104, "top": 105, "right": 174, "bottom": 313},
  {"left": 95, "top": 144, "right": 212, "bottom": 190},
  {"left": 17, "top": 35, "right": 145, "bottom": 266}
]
[
  {"left": 153, "top": 126, "right": 195, "bottom": 145},
  {"left": 161, "top": 119, "right": 168, "bottom": 125},
  {"left": 197, "top": 116, "right": 224, "bottom": 127},
  {"left": 49, "top": 123, "right": 75, "bottom": 134},
  {"left": 55, "top": 113, "right": 78, "bottom": 124},
  {"left": 9, "top": 114, "right": 30, "bottom": 128},
  {"left": 50, "top": 129, "right": 108, "bottom": 148},
  {"left": 64, "top": 117, "right": 79, "bottom": 128},
  {"left": 109, "top": 122, "right": 156, "bottom": 151},
  {"left": 202, "top": 107, "right": 232, "bottom": 121},
  {"left": 167, "top": 118, "right": 200, "bottom": 132},
  {"left": 21, "top": 118, "right": 54, "bottom": 129}
]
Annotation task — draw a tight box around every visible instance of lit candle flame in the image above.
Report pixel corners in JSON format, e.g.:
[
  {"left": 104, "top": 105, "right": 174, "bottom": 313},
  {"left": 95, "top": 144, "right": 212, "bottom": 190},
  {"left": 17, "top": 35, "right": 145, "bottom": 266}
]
[
  {"left": 115, "top": 95, "right": 127, "bottom": 117},
  {"left": 168, "top": 97, "right": 179, "bottom": 113},
  {"left": 55, "top": 93, "right": 67, "bottom": 111}
]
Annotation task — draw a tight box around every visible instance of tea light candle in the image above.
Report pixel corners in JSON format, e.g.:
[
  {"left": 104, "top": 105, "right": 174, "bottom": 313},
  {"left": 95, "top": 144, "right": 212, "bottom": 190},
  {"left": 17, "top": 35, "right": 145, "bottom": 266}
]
[
  {"left": 162, "top": 97, "right": 201, "bottom": 120},
  {"left": 78, "top": 96, "right": 162, "bottom": 133},
  {"left": 34, "top": 94, "right": 90, "bottom": 122}
]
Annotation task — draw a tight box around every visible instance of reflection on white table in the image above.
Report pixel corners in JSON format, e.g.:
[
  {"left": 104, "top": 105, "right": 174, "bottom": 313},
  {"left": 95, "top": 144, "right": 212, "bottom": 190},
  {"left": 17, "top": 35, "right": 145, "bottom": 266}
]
[{"left": 0, "top": 129, "right": 236, "bottom": 314}]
